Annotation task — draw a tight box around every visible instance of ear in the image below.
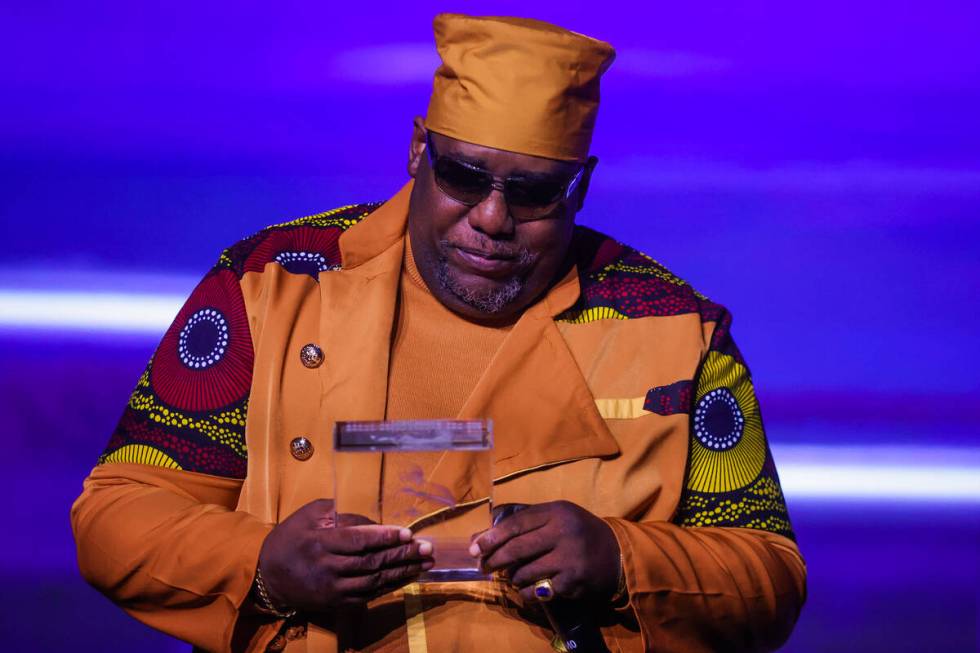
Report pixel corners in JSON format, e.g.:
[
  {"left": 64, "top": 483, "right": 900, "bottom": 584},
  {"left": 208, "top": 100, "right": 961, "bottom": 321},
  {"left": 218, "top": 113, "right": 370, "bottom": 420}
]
[
  {"left": 407, "top": 116, "right": 428, "bottom": 178},
  {"left": 575, "top": 156, "right": 599, "bottom": 211}
]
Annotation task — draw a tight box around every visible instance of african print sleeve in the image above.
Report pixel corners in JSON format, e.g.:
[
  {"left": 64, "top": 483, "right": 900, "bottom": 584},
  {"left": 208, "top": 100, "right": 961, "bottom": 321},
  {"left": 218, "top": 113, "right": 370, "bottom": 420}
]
[
  {"left": 71, "top": 260, "right": 279, "bottom": 653},
  {"left": 98, "top": 264, "right": 252, "bottom": 476},
  {"left": 603, "top": 307, "right": 806, "bottom": 653},
  {"left": 675, "top": 306, "right": 794, "bottom": 538}
]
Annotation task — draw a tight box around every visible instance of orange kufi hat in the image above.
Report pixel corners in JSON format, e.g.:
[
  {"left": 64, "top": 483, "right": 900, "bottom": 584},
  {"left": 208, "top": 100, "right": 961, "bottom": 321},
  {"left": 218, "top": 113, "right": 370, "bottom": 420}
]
[{"left": 425, "top": 14, "right": 615, "bottom": 162}]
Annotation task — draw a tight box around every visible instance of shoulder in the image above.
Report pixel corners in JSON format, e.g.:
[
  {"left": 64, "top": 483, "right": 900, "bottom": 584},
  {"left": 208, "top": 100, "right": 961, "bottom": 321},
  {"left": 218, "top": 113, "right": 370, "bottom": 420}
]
[
  {"left": 212, "top": 202, "right": 383, "bottom": 280},
  {"left": 559, "top": 225, "right": 728, "bottom": 329}
]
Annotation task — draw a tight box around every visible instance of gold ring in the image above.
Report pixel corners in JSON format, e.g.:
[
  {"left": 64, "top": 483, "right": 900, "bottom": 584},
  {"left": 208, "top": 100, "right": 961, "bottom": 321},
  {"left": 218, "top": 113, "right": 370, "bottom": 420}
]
[{"left": 532, "top": 578, "right": 556, "bottom": 602}]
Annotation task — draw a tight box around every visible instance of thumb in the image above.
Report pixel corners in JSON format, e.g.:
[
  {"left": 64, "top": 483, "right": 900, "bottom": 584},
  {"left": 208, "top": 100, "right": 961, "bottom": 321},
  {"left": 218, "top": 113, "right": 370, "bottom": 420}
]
[{"left": 305, "top": 498, "right": 336, "bottom": 528}]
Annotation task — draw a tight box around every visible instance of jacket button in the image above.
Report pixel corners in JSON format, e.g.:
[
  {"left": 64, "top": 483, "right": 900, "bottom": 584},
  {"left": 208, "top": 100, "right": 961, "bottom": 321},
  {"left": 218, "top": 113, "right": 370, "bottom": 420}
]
[
  {"left": 299, "top": 343, "right": 324, "bottom": 368},
  {"left": 290, "top": 437, "right": 314, "bottom": 461}
]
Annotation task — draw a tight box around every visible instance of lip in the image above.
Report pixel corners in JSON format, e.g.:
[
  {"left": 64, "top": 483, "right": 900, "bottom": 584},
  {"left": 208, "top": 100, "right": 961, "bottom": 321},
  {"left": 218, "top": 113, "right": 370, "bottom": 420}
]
[{"left": 451, "top": 246, "right": 519, "bottom": 277}]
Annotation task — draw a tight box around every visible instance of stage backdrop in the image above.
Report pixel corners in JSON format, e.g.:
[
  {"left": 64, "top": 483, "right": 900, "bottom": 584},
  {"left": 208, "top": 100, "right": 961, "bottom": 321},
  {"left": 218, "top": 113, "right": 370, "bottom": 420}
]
[{"left": 1, "top": 2, "right": 977, "bottom": 651}]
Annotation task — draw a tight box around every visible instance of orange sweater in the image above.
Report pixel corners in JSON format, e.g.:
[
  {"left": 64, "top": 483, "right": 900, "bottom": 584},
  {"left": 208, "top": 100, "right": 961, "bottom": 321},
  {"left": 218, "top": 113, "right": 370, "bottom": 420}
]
[{"left": 385, "top": 237, "right": 511, "bottom": 421}]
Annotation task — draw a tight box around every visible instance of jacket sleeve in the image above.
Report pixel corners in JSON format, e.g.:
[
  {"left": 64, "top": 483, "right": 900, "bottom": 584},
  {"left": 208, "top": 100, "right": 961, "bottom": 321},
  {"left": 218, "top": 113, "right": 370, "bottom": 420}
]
[
  {"left": 605, "top": 307, "right": 806, "bottom": 653},
  {"left": 70, "top": 259, "right": 282, "bottom": 652},
  {"left": 71, "top": 464, "right": 276, "bottom": 651}
]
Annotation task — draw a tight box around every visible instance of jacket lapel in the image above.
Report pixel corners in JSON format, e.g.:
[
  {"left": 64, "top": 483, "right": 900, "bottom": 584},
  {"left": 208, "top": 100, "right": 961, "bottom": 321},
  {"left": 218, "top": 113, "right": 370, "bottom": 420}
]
[
  {"left": 317, "top": 183, "right": 411, "bottom": 517},
  {"left": 422, "top": 266, "right": 621, "bottom": 503},
  {"left": 463, "top": 266, "right": 620, "bottom": 481}
]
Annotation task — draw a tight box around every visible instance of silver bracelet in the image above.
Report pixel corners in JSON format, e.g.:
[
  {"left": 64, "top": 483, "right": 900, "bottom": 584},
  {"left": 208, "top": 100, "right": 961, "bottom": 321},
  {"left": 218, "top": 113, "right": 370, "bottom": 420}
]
[{"left": 254, "top": 566, "right": 297, "bottom": 619}]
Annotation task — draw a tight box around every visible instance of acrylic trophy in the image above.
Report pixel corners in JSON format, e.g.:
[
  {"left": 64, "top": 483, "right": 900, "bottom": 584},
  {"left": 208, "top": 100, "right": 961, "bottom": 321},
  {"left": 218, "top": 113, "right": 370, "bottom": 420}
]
[{"left": 333, "top": 419, "right": 493, "bottom": 582}]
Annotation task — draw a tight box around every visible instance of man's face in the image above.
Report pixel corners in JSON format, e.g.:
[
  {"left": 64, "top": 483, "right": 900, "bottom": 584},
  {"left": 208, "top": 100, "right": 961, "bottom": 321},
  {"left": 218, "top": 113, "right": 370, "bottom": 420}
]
[{"left": 406, "top": 118, "right": 591, "bottom": 324}]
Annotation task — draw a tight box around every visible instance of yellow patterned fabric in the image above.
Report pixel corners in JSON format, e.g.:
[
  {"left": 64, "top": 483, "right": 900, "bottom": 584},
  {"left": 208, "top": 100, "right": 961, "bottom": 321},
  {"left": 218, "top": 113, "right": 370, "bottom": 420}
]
[
  {"left": 593, "top": 255, "right": 692, "bottom": 288},
  {"left": 676, "top": 349, "right": 795, "bottom": 540},
  {"left": 124, "top": 364, "right": 249, "bottom": 457},
  {"left": 101, "top": 444, "right": 182, "bottom": 470},
  {"left": 559, "top": 306, "right": 629, "bottom": 324},
  {"left": 261, "top": 204, "right": 369, "bottom": 230},
  {"left": 687, "top": 352, "right": 767, "bottom": 493}
]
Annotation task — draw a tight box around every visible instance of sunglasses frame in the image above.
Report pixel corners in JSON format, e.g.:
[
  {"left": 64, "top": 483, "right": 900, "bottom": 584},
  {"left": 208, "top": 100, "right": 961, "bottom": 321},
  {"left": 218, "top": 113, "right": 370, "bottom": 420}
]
[{"left": 424, "top": 131, "right": 588, "bottom": 221}]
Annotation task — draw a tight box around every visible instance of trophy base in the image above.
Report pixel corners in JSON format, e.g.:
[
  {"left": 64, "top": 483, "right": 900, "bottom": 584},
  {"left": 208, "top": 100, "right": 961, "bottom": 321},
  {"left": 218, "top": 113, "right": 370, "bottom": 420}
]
[{"left": 418, "top": 567, "right": 490, "bottom": 582}]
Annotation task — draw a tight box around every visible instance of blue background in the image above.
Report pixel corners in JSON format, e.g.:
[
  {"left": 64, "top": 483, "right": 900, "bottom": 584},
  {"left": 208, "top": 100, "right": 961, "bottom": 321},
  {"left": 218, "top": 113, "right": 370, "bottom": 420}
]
[{"left": 1, "top": 2, "right": 977, "bottom": 650}]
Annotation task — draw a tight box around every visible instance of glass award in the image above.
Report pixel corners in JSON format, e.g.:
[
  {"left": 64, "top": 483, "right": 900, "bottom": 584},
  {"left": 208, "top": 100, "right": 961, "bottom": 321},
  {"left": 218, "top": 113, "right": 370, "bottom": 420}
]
[{"left": 333, "top": 419, "right": 493, "bottom": 581}]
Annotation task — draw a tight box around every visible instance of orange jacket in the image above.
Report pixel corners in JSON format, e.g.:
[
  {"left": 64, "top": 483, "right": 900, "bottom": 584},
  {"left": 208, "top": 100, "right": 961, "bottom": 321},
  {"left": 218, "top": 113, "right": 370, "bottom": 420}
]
[{"left": 72, "top": 181, "right": 805, "bottom": 652}]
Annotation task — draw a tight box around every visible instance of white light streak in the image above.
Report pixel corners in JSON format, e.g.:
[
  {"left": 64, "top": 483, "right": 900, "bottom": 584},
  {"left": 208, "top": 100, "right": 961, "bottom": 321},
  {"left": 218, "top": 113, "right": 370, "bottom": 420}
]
[
  {"left": 779, "top": 463, "right": 980, "bottom": 502},
  {"left": 0, "top": 290, "right": 182, "bottom": 334},
  {"left": 773, "top": 445, "right": 980, "bottom": 503}
]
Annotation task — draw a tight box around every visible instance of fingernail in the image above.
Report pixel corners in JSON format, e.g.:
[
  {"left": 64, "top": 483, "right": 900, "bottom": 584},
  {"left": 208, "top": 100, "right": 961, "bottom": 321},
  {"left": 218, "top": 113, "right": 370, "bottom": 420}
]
[
  {"left": 418, "top": 540, "right": 433, "bottom": 556},
  {"left": 422, "top": 561, "right": 435, "bottom": 570},
  {"left": 399, "top": 527, "right": 413, "bottom": 542},
  {"left": 468, "top": 542, "right": 481, "bottom": 557}
]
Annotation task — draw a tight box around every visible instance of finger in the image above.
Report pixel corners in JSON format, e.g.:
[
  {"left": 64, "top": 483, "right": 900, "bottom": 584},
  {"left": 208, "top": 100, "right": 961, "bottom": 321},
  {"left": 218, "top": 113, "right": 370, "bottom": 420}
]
[
  {"left": 469, "top": 507, "right": 550, "bottom": 559},
  {"left": 491, "top": 503, "right": 529, "bottom": 525},
  {"left": 365, "top": 568, "right": 434, "bottom": 601},
  {"left": 304, "top": 498, "right": 337, "bottom": 528},
  {"left": 339, "top": 539, "right": 434, "bottom": 576},
  {"left": 335, "top": 566, "right": 431, "bottom": 607},
  {"left": 481, "top": 531, "right": 554, "bottom": 574},
  {"left": 508, "top": 551, "right": 564, "bottom": 588},
  {"left": 323, "top": 524, "right": 413, "bottom": 554},
  {"left": 518, "top": 573, "right": 577, "bottom": 603},
  {"left": 307, "top": 498, "right": 335, "bottom": 513},
  {"left": 343, "top": 560, "right": 434, "bottom": 595}
]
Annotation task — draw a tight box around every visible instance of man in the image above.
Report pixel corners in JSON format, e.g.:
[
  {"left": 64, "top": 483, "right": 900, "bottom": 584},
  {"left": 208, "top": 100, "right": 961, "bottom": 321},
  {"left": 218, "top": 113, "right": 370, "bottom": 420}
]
[{"left": 72, "top": 13, "right": 806, "bottom": 653}]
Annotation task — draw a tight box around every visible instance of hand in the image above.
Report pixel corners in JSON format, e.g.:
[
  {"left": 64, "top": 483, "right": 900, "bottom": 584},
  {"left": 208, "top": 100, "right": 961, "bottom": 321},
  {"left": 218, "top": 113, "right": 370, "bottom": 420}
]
[
  {"left": 257, "top": 499, "right": 434, "bottom": 612},
  {"left": 469, "top": 501, "right": 621, "bottom": 603}
]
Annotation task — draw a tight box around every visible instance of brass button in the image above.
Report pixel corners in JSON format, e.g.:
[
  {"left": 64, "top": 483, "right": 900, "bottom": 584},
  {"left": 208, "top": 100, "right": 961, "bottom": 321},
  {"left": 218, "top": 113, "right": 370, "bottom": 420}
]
[
  {"left": 299, "top": 343, "right": 324, "bottom": 369},
  {"left": 290, "top": 437, "right": 314, "bottom": 461}
]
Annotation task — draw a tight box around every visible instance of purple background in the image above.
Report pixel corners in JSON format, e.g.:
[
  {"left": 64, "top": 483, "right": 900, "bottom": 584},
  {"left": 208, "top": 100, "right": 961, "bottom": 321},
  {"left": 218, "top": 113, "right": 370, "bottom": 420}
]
[{"left": 1, "top": 2, "right": 977, "bottom": 651}]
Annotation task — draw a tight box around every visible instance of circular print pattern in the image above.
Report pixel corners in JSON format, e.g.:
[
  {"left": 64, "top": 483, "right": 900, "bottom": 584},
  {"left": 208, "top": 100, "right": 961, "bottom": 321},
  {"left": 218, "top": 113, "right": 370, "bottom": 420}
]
[
  {"left": 243, "top": 226, "right": 343, "bottom": 278},
  {"left": 274, "top": 250, "right": 330, "bottom": 277},
  {"left": 151, "top": 268, "right": 253, "bottom": 412},
  {"left": 177, "top": 308, "right": 229, "bottom": 369},
  {"left": 693, "top": 387, "right": 745, "bottom": 451},
  {"left": 687, "top": 351, "right": 766, "bottom": 494}
]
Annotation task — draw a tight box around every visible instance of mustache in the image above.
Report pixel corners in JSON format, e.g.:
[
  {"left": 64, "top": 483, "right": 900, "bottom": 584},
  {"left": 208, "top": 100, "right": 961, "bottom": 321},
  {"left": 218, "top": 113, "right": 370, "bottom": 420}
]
[{"left": 439, "top": 239, "right": 535, "bottom": 264}]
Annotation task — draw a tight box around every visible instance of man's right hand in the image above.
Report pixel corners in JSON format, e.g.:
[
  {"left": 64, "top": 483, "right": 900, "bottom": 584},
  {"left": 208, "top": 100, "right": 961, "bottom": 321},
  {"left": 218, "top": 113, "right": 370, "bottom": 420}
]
[{"left": 257, "top": 498, "right": 434, "bottom": 613}]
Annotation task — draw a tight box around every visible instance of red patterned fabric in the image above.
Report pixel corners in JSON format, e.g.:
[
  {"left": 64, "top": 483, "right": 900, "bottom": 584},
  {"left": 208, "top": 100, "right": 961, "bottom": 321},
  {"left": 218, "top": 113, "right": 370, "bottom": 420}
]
[
  {"left": 558, "top": 227, "right": 704, "bottom": 321},
  {"left": 151, "top": 269, "right": 253, "bottom": 413},
  {"left": 240, "top": 225, "right": 344, "bottom": 278},
  {"left": 643, "top": 380, "right": 693, "bottom": 416}
]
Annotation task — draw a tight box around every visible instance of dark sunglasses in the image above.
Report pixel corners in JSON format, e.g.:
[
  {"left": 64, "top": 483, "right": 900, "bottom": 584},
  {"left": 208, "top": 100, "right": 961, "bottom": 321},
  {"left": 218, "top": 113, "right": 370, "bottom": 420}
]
[{"left": 425, "top": 132, "right": 588, "bottom": 221}]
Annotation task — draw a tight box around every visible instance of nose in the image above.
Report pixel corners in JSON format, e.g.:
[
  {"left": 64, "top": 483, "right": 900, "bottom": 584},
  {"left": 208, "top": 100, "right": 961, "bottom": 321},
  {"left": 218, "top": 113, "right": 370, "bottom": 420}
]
[{"left": 466, "top": 187, "right": 514, "bottom": 238}]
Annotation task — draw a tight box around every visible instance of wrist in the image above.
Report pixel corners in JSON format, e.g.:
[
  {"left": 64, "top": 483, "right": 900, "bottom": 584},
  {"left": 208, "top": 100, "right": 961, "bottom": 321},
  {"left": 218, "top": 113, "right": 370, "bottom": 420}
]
[
  {"left": 608, "top": 552, "right": 628, "bottom": 606},
  {"left": 599, "top": 517, "right": 628, "bottom": 605},
  {"left": 252, "top": 565, "right": 297, "bottom": 620}
]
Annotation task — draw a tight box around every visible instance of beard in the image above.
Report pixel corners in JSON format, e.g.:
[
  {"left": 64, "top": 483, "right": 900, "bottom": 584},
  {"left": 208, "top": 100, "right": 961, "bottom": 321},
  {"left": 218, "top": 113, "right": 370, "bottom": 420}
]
[{"left": 434, "top": 244, "right": 532, "bottom": 315}]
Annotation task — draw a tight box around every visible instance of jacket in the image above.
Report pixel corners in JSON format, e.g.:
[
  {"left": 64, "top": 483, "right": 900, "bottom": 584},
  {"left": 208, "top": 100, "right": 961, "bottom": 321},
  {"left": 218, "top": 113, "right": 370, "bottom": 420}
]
[{"left": 71, "top": 181, "right": 806, "bottom": 652}]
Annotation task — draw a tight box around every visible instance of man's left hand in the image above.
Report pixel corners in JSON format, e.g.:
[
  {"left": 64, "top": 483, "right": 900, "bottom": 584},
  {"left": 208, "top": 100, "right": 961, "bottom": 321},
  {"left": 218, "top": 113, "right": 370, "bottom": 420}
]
[{"left": 469, "top": 501, "right": 621, "bottom": 603}]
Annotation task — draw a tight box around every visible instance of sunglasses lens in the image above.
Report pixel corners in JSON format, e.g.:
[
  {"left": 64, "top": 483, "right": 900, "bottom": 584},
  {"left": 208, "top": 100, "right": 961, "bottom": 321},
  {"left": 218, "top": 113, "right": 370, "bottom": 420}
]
[
  {"left": 505, "top": 180, "right": 565, "bottom": 208},
  {"left": 433, "top": 157, "right": 491, "bottom": 205}
]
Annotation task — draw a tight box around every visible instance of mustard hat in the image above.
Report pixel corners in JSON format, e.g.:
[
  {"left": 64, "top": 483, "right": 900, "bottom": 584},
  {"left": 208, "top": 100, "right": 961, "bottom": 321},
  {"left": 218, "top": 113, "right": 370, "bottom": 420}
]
[{"left": 425, "top": 14, "right": 616, "bottom": 162}]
